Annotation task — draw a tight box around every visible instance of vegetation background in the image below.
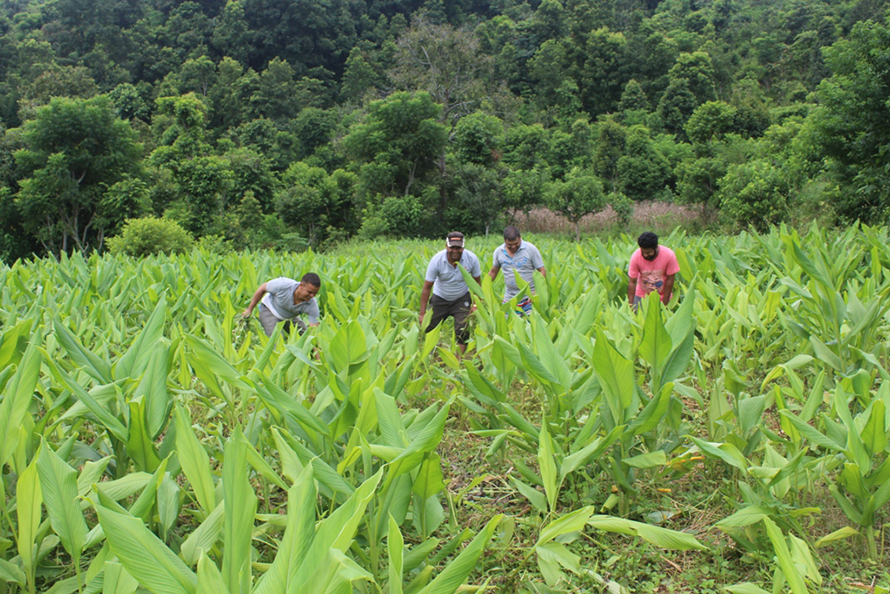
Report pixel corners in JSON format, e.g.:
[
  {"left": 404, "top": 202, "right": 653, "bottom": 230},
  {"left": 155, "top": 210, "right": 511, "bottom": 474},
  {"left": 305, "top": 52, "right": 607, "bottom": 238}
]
[{"left": 1, "top": 0, "right": 890, "bottom": 261}]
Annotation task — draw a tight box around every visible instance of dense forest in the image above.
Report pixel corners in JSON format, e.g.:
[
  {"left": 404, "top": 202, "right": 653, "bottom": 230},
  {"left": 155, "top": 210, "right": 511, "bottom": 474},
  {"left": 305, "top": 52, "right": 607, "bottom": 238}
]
[{"left": 0, "top": 0, "right": 888, "bottom": 260}]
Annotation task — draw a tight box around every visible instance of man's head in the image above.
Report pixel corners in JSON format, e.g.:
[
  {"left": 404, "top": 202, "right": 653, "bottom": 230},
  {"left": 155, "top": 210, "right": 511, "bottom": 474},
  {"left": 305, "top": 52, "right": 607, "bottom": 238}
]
[
  {"left": 503, "top": 226, "right": 521, "bottom": 253},
  {"left": 295, "top": 272, "right": 321, "bottom": 302},
  {"left": 446, "top": 231, "right": 465, "bottom": 261},
  {"left": 637, "top": 232, "right": 659, "bottom": 261}
]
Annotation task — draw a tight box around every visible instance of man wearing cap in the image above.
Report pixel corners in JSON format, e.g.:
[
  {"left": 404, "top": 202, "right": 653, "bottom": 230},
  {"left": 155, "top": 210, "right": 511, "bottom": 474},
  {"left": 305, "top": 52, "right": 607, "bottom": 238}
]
[
  {"left": 243, "top": 272, "right": 321, "bottom": 336},
  {"left": 488, "top": 225, "right": 546, "bottom": 316},
  {"left": 419, "top": 231, "right": 482, "bottom": 356}
]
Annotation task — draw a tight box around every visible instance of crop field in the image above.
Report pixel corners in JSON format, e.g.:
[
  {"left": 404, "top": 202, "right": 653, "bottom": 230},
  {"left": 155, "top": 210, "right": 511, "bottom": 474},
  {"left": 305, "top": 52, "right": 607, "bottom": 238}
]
[{"left": 1, "top": 225, "right": 889, "bottom": 594}]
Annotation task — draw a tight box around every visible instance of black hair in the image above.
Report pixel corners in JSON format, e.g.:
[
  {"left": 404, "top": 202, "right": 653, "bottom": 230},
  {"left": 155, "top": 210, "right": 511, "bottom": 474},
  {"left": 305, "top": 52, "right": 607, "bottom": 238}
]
[
  {"left": 503, "top": 225, "right": 520, "bottom": 241},
  {"left": 637, "top": 232, "right": 658, "bottom": 249},
  {"left": 301, "top": 272, "right": 321, "bottom": 287}
]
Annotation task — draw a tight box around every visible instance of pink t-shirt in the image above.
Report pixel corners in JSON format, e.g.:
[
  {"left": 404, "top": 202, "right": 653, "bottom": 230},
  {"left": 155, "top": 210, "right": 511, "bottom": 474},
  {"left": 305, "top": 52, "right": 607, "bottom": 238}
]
[{"left": 628, "top": 246, "right": 680, "bottom": 298}]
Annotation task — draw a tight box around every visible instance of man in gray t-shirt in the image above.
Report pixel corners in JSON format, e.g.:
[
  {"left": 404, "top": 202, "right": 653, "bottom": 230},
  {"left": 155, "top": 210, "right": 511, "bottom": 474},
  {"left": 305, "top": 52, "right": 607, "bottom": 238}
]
[
  {"left": 419, "top": 231, "right": 482, "bottom": 356},
  {"left": 243, "top": 273, "right": 321, "bottom": 336},
  {"left": 488, "top": 226, "right": 545, "bottom": 315}
]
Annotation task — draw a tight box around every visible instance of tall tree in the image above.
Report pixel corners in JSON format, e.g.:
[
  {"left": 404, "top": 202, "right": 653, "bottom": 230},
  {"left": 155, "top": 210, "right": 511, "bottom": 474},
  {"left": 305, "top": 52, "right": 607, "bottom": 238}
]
[
  {"left": 806, "top": 18, "right": 890, "bottom": 222},
  {"left": 13, "top": 96, "right": 143, "bottom": 254}
]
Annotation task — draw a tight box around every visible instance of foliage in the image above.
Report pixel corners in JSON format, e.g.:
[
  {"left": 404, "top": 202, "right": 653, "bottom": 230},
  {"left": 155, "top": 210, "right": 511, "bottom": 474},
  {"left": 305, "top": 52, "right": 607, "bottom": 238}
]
[
  {"left": 12, "top": 96, "right": 143, "bottom": 254},
  {"left": 106, "top": 216, "right": 194, "bottom": 256}
]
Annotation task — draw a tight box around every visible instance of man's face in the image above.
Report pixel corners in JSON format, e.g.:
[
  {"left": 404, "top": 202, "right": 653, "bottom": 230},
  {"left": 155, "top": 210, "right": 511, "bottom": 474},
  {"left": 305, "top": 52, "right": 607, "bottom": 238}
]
[
  {"left": 641, "top": 247, "right": 658, "bottom": 261},
  {"left": 294, "top": 283, "right": 319, "bottom": 302},
  {"left": 505, "top": 237, "right": 521, "bottom": 254},
  {"left": 447, "top": 244, "right": 464, "bottom": 263}
]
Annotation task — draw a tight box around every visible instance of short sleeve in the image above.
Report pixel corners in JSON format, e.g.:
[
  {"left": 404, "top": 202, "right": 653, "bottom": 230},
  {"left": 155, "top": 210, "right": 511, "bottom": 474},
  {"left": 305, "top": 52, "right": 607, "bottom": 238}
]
[
  {"left": 628, "top": 252, "right": 641, "bottom": 278},
  {"left": 491, "top": 248, "right": 501, "bottom": 268},
  {"left": 266, "top": 277, "right": 287, "bottom": 293},
  {"left": 467, "top": 252, "right": 482, "bottom": 277},
  {"left": 306, "top": 299, "right": 320, "bottom": 324},
  {"left": 530, "top": 245, "right": 544, "bottom": 269},
  {"left": 425, "top": 256, "right": 438, "bottom": 283},
  {"left": 666, "top": 253, "right": 680, "bottom": 276}
]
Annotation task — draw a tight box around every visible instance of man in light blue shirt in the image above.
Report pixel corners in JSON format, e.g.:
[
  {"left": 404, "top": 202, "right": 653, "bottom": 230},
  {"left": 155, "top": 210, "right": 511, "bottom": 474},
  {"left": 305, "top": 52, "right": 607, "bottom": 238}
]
[
  {"left": 488, "top": 226, "right": 546, "bottom": 315},
  {"left": 419, "top": 231, "right": 482, "bottom": 356},
  {"left": 243, "top": 273, "right": 321, "bottom": 336}
]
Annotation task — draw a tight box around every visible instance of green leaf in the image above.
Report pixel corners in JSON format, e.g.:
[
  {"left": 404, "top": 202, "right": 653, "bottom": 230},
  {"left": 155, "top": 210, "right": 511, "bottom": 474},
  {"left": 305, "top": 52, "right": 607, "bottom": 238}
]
[
  {"left": 592, "top": 329, "right": 634, "bottom": 424},
  {"left": 639, "top": 300, "right": 671, "bottom": 389},
  {"left": 94, "top": 503, "right": 198, "bottom": 594},
  {"left": 724, "top": 584, "right": 772, "bottom": 594},
  {"left": 413, "top": 453, "right": 445, "bottom": 500},
  {"left": 537, "top": 423, "right": 559, "bottom": 511},
  {"left": 37, "top": 441, "right": 88, "bottom": 565},
  {"left": 197, "top": 553, "right": 231, "bottom": 594},
  {"left": 180, "top": 501, "right": 225, "bottom": 566},
  {"left": 53, "top": 317, "right": 111, "bottom": 383},
  {"left": 622, "top": 450, "right": 667, "bottom": 469},
  {"left": 762, "top": 517, "right": 808, "bottom": 594},
  {"left": 0, "top": 341, "right": 41, "bottom": 468},
  {"left": 16, "top": 457, "right": 42, "bottom": 581},
  {"left": 222, "top": 430, "right": 256, "bottom": 594},
  {"left": 537, "top": 507, "right": 595, "bottom": 547},
  {"left": 415, "top": 515, "right": 502, "bottom": 594},
  {"left": 587, "top": 515, "right": 707, "bottom": 550},
  {"left": 174, "top": 406, "right": 216, "bottom": 513},
  {"left": 116, "top": 296, "right": 167, "bottom": 381},
  {"left": 510, "top": 477, "right": 547, "bottom": 513},
  {"left": 388, "top": 516, "right": 404, "bottom": 594}
]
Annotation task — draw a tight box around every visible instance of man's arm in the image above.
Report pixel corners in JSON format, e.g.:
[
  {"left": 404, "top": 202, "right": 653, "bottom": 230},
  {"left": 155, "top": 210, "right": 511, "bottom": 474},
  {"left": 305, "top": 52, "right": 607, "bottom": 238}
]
[
  {"left": 627, "top": 277, "right": 637, "bottom": 306},
  {"left": 243, "top": 282, "right": 268, "bottom": 316},
  {"left": 488, "top": 265, "right": 500, "bottom": 281},
  {"left": 661, "top": 274, "right": 675, "bottom": 305},
  {"left": 473, "top": 275, "right": 482, "bottom": 285},
  {"left": 419, "top": 280, "right": 434, "bottom": 326},
  {"left": 536, "top": 266, "right": 546, "bottom": 277}
]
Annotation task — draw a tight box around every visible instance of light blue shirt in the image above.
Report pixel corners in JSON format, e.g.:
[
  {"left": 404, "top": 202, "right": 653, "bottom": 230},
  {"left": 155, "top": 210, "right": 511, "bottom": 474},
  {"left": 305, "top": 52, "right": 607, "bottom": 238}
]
[
  {"left": 425, "top": 249, "right": 481, "bottom": 300},
  {"left": 492, "top": 241, "right": 544, "bottom": 300},
  {"left": 261, "top": 278, "right": 320, "bottom": 323}
]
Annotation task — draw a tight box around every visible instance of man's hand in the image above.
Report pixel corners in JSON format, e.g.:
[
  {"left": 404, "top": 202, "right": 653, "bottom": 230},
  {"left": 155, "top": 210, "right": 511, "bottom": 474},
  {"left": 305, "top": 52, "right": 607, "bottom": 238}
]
[{"left": 241, "top": 309, "right": 252, "bottom": 318}]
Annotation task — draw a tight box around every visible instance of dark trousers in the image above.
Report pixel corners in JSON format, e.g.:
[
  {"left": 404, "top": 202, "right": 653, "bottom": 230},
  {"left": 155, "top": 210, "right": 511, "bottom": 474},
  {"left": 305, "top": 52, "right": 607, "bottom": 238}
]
[{"left": 426, "top": 291, "right": 471, "bottom": 345}]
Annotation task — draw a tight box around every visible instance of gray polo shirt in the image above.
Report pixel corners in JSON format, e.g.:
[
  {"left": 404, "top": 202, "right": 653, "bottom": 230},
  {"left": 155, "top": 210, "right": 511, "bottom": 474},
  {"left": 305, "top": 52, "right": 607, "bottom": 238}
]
[
  {"left": 425, "top": 249, "right": 481, "bottom": 300},
  {"left": 492, "top": 241, "right": 544, "bottom": 300},
  {"left": 261, "top": 277, "right": 320, "bottom": 323}
]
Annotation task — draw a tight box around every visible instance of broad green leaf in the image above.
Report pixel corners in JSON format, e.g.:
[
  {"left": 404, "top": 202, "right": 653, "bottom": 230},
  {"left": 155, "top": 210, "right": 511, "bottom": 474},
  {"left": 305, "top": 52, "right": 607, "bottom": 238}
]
[
  {"left": 537, "top": 507, "right": 595, "bottom": 547},
  {"left": 762, "top": 517, "right": 808, "bottom": 594},
  {"left": 415, "top": 515, "right": 502, "bottom": 594},
  {"left": 95, "top": 503, "right": 198, "bottom": 594},
  {"left": 174, "top": 406, "right": 216, "bottom": 513},
  {"left": 536, "top": 541, "right": 580, "bottom": 587},
  {"left": 180, "top": 501, "right": 225, "bottom": 566},
  {"left": 222, "top": 430, "right": 256, "bottom": 594},
  {"left": 197, "top": 553, "right": 231, "bottom": 594},
  {"left": 17, "top": 457, "right": 42, "bottom": 581},
  {"left": 587, "top": 515, "right": 707, "bottom": 550},
  {"left": 639, "top": 300, "right": 671, "bottom": 388},
  {"left": 37, "top": 441, "right": 88, "bottom": 564},
  {"left": 815, "top": 527, "right": 859, "bottom": 548},
  {"left": 413, "top": 453, "right": 445, "bottom": 500},
  {"left": 724, "top": 584, "right": 772, "bottom": 594},
  {"left": 127, "top": 397, "right": 162, "bottom": 472},
  {"left": 116, "top": 296, "right": 167, "bottom": 381},
  {"left": 510, "top": 478, "right": 547, "bottom": 513},
  {"left": 388, "top": 516, "right": 404, "bottom": 594},
  {"left": 0, "top": 341, "right": 41, "bottom": 468},
  {"left": 622, "top": 450, "right": 667, "bottom": 469},
  {"left": 538, "top": 422, "right": 559, "bottom": 511},
  {"left": 592, "top": 329, "right": 634, "bottom": 424},
  {"left": 53, "top": 317, "right": 111, "bottom": 383}
]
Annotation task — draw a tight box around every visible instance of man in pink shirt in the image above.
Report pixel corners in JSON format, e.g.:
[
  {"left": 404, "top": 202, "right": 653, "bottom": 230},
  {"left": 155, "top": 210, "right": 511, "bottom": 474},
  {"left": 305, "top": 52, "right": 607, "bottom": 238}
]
[{"left": 628, "top": 232, "right": 680, "bottom": 310}]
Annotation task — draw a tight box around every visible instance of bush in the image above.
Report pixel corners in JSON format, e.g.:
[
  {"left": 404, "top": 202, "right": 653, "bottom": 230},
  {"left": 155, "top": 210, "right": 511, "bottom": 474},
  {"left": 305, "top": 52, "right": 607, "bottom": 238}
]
[{"left": 106, "top": 216, "right": 194, "bottom": 257}]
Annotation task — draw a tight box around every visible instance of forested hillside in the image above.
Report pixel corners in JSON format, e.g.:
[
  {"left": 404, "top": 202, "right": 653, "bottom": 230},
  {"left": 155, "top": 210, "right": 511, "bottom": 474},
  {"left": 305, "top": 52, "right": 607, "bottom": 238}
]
[{"left": 0, "top": 0, "right": 888, "bottom": 260}]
